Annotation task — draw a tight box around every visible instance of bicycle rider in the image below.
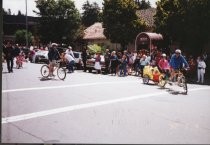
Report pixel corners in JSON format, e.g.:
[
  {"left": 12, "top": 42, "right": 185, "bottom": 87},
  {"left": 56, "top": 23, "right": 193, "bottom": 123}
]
[
  {"left": 169, "top": 49, "right": 189, "bottom": 82},
  {"left": 158, "top": 53, "right": 170, "bottom": 79},
  {"left": 48, "top": 43, "right": 60, "bottom": 76}
]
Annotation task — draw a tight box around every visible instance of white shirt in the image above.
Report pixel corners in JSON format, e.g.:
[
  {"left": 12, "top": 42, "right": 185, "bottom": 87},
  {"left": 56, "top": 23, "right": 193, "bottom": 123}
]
[
  {"left": 65, "top": 54, "right": 75, "bottom": 62},
  {"left": 65, "top": 49, "right": 74, "bottom": 58},
  {"left": 197, "top": 60, "right": 206, "bottom": 69}
]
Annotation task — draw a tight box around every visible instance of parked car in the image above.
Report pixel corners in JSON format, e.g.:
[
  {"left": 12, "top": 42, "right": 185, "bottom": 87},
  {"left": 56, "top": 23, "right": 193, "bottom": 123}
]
[
  {"left": 33, "top": 50, "right": 49, "bottom": 64},
  {"left": 86, "top": 55, "right": 106, "bottom": 72},
  {"left": 73, "top": 51, "right": 83, "bottom": 69}
]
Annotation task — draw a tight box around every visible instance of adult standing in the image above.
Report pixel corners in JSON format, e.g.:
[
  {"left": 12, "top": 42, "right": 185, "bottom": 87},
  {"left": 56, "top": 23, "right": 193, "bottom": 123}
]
[
  {"left": 110, "top": 51, "right": 118, "bottom": 75},
  {"left": 13, "top": 44, "right": 21, "bottom": 58},
  {"left": 140, "top": 55, "right": 149, "bottom": 77},
  {"left": 3, "top": 42, "right": 15, "bottom": 73},
  {"left": 119, "top": 54, "right": 128, "bottom": 76},
  {"left": 82, "top": 48, "right": 89, "bottom": 72},
  {"left": 65, "top": 46, "right": 75, "bottom": 58},
  {"left": 94, "top": 53, "right": 101, "bottom": 74},
  {"left": 197, "top": 56, "right": 206, "bottom": 84},
  {"left": 104, "top": 49, "right": 111, "bottom": 74},
  {"left": 187, "top": 56, "right": 197, "bottom": 82}
]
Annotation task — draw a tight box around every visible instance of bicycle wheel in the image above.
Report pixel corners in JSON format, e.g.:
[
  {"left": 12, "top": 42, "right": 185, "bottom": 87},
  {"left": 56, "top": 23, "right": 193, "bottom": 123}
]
[
  {"left": 158, "top": 75, "right": 167, "bottom": 87},
  {"left": 179, "top": 76, "right": 188, "bottom": 94},
  {"left": 57, "top": 67, "right": 66, "bottom": 80},
  {"left": 143, "top": 75, "right": 150, "bottom": 84},
  {"left": 40, "top": 65, "right": 50, "bottom": 78}
]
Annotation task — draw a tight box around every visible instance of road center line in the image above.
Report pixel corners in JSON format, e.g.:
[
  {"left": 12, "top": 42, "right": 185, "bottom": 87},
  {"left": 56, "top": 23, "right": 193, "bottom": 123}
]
[
  {"left": 2, "top": 81, "right": 138, "bottom": 93},
  {"left": 2, "top": 87, "right": 209, "bottom": 124}
]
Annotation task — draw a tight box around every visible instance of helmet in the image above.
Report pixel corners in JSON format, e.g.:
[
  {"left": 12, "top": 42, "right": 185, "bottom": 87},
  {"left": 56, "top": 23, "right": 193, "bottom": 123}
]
[
  {"left": 175, "top": 49, "right": 181, "bottom": 54},
  {"left": 51, "top": 43, "right": 58, "bottom": 46},
  {"left": 162, "top": 53, "right": 166, "bottom": 57}
]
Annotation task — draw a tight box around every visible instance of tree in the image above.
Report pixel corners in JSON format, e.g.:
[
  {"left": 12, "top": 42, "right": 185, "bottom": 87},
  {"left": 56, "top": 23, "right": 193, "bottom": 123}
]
[
  {"left": 102, "top": 0, "right": 146, "bottom": 49},
  {"left": 2, "top": 8, "right": 8, "bottom": 15},
  {"left": 135, "top": 0, "right": 151, "bottom": 9},
  {"left": 155, "top": 0, "right": 210, "bottom": 55},
  {"left": 17, "top": 10, "right": 24, "bottom": 16},
  {"left": 82, "top": 1, "right": 101, "bottom": 27},
  {"left": 34, "top": 0, "right": 81, "bottom": 44},
  {"left": 2, "top": 8, "right": 12, "bottom": 15},
  {"left": 15, "top": 29, "right": 32, "bottom": 45}
]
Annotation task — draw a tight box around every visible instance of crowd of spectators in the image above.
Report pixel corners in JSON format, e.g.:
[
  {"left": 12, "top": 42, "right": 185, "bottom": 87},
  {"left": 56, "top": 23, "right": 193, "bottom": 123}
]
[
  {"left": 85, "top": 47, "right": 208, "bottom": 85},
  {"left": 2, "top": 41, "right": 209, "bottom": 85}
]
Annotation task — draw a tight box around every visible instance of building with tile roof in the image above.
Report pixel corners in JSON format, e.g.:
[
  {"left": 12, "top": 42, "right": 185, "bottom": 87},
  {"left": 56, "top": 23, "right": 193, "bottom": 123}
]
[
  {"left": 83, "top": 22, "right": 121, "bottom": 51},
  {"left": 83, "top": 8, "right": 157, "bottom": 51}
]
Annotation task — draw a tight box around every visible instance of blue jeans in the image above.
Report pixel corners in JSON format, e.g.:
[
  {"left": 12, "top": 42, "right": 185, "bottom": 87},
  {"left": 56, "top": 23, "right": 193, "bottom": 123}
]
[
  {"left": 67, "top": 61, "right": 75, "bottom": 72},
  {"left": 120, "top": 64, "right": 127, "bottom": 76}
]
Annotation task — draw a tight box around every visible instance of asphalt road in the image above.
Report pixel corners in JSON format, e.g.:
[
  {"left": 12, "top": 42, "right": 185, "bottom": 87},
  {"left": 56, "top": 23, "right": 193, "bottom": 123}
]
[{"left": 1, "top": 62, "right": 210, "bottom": 144}]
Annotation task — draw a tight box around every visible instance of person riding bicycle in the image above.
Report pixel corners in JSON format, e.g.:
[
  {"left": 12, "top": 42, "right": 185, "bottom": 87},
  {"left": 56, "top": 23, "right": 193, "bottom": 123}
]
[
  {"left": 158, "top": 53, "right": 170, "bottom": 79},
  {"left": 48, "top": 43, "right": 60, "bottom": 76},
  {"left": 169, "top": 49, "right": 189, "bottom": 82}
]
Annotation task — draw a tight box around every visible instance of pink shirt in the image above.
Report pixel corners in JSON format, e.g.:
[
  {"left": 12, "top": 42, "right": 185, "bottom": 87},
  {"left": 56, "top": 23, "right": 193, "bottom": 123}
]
[{"left": 158, "top": 59, "right": 170, "bottom": 70}]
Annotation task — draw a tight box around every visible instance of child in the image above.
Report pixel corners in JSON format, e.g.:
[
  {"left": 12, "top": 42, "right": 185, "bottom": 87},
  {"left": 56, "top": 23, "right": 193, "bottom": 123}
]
[
  {"left": 119, "top": 54, "right": 128, "bottom": 77},
  {"left": 16, "top": 52, "right": 25, "bottom": 69}
]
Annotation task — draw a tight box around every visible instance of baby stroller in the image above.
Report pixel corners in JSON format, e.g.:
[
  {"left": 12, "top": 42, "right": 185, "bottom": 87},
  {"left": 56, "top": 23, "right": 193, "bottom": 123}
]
[{"left": 142, "top": 65, "right": 164, "bottom": 85}]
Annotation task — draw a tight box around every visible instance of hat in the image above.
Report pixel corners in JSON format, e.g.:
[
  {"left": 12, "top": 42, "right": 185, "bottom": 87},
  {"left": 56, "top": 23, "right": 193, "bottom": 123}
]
[
  {"left": 51, "top": 43, "right": 58, "bottom": 46},
  {"left": 175, "top": 49, "right": 181, "bottom": 54},
  {"left": 162, "top": 53, "right": 166, "bottom": 57},
  {"left": 68, "top": 46, "right": 72, "bottom": 49}
]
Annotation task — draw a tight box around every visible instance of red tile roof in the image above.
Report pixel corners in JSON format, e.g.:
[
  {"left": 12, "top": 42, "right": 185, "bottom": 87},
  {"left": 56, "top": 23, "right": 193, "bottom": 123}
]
[{"left": 83, "top": 22, "right": 106, "bottom": 40}]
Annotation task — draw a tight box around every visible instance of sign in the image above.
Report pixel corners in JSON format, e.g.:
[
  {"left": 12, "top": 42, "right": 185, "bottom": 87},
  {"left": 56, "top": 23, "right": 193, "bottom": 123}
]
[{"left": 139, "top": 37, "right": 148, "bottom": 42}]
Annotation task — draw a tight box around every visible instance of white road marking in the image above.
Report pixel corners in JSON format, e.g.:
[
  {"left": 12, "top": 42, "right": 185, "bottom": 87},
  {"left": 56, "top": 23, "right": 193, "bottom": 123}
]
[
  {"left": 2, "top": 81, "right": 138, "bottom": 93},
  {"left": 2, "top": 87, "right": 209, "bottom": 124}
]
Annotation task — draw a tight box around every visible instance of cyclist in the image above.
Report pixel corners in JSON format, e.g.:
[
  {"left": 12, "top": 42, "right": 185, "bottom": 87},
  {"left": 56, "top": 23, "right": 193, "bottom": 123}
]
[
  {"left": 158, "top": 53, "right": 170, "bottom": 79},
  {"left": 48, "top": 43, "right": 60, "bottom": 76},
  {"left": 169, "top": 49, "right": 189, "bottom": 82}
]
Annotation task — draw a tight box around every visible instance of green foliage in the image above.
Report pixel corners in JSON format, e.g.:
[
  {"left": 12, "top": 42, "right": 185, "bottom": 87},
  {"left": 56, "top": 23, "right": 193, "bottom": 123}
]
[
  {"left": 102, "top": 0, "right": 146, "bottom": 49},
  {"left": 155, "top": 0, "right": 210, "bottom": 55},
  {"left": 87, "top": 44, "right": 105, "bottom": 54},
  {"left": 34, "top": 0, "right": 81, "bottom": 44},
  {"left": 15, "top": 29, "right": 32, "bottom": 45},
  {"left": 82, "top": 1, "right": 102, "bottom": 27}
]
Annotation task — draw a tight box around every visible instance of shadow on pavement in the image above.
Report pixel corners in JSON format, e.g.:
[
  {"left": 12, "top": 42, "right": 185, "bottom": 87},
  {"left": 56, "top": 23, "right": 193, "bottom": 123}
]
[
  {"left": 157, "top": 86, "right": 187, "bottom": 95},
  {"left": 166, "top": 88, "right": 188, "bottom": 95},
  {"left": 39, "top": 77, "right": 59, "bottom": 81}
]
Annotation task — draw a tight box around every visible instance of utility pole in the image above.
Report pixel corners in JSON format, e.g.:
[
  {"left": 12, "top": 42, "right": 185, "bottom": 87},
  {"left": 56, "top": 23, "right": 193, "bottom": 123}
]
[{"left": 25, "top": 0, "right": 28, "bottom": 48}]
